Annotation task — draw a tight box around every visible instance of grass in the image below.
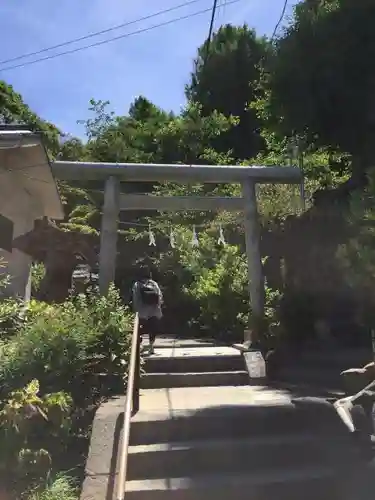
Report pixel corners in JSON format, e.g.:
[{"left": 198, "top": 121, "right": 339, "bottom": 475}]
[{"left": 27, "top": 476, "right": 78, "bottom": 500}]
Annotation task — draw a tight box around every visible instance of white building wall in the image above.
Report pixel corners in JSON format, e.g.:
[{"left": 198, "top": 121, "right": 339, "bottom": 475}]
[{"left": 0, "top": 171, "right": 42, "bottom": 300}]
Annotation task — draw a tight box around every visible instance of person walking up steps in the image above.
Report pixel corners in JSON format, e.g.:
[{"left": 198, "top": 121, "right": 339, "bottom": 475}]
[{"left": 132, "top": 266, "right": 163, "bottom": 355}]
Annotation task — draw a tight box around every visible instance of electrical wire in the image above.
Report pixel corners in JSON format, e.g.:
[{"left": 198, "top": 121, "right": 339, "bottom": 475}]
[
  {"left": 271, "top": 0, "right": 288, "bottom": 42},
  {"left": 0, "top": 0, "right": 243, "bottom": 73},
  {"left": 203, "top": 0, "right": 219, "bottom": 66},
  {"left": 0, "top": 0, "right": 205, "bottom": 67},
  {"left": 218, "top": 0, "right": 228, "bottom": 23}
]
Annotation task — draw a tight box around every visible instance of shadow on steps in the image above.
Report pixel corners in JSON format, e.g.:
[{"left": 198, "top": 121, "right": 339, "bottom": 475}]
[{"left": 81, "top": 392, "right": 375, "bottom": 500}]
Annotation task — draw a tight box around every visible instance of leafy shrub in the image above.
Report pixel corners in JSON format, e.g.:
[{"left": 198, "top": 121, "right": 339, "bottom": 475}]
[
  {"left": 0, "top": 285, "right": 132, "bottom": 406},
  {"left": 0, "top": 297, "right": 25, "bottom": 339},
  {"left": 148, "top": 227, "right": 281, "bottom": 341},
  {"left": 27, "top": 475, "right": 78, "bottom": 500},
  {"left": 0, "top": 257, "right": 10, "bottom": 289},
  {"left": 0, "top": 299, "right": 97, "bottom": 401},
  {"left": 0, "top": 285, "right": 133, "bottom": 496},
  {"left": 31, "top": 264, "right": 46, "bottom": 297},
  {"left": 71, "top": 288, "right": 133, "bottom": 398},
  {"left": 184, "top": 242, "right": 250, "bottom": 338},
  {"left": 0, "top": 379, "right": 72, "bottom": 491}
]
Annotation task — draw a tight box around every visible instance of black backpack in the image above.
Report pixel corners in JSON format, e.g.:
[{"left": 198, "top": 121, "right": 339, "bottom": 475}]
[{"left": 139, "top": 280, "right": 159, "bottom": 306}]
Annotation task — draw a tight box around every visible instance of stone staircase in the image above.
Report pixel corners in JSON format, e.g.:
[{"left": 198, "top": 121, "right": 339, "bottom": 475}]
[
  {"left": 141, "top": 342, "right": 248, "bottom": 389},
  {"left": 81, "top": 339, "right": 375, "bottom": 500}
]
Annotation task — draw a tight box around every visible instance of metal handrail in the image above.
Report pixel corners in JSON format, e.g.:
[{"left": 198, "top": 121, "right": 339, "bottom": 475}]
[{"left": 116, "top": 312, "right": 140, "bottom": 500}]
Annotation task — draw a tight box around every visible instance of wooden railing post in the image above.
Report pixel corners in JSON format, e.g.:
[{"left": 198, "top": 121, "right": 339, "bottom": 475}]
[
  {"left": 132, "top": 334, "right": 141, "bottom": 416},
  {"left": 116, "top": 313, "right": 140, "bottom": 500}
]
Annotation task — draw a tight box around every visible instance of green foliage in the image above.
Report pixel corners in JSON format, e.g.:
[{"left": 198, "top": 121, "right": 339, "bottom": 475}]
[
  {"left": 0, "top": 299, "right": 97, "bottom": 397},
  {"left": 57, "top": 182, "right": 100, "bottom": 235},
  {"left": 0, "top": 260, "right": 22, "bottom": 339},
  {"left": 27, "top": 475, "right": 78, "bottom": 500},
  {"left": 0, "top": 257, "right": 11, "bottom": 290},
  {"left": 263, "top": 0, "right": 375, "bottom": 167},
  {"left": 0, "top": 286, "right": 132, "bottom": 405},
  {"left": 77, "top": 98, "right": 237, "bottom": 166},
  {"left": 334, "top": 168, "right": 375, "bottom": 329},
  {"left": 31, "top": 264, "right": 46, "bottom": 297},
  {"left": 56, "top": 98, "right": 239, "bottom": 239},
  {"left": 79, "top": 97, "right": 172, "bottom": 163},
  {"left": 0, "top": 81, "right": 60, "bottom": 155},
  {"left": 0, "top": 379, "right": 72, "bottom": 487},
  {"left": 72, "top": 288, "right": 132, "bottom": 391},
  {"left": 58, "top": 137, "right": 87, "bottom": 162},
  {"left": 183, "top": 239, "right": 250, "bottom": 335},
  {"left": 186, "top": 24, "right": 269, "bottom": 159},
  {"left": 0, "top": 286, "right": 132, "bottom": 495},
  {"left": 0, "top": 297, "right": 24, "bottom": 339},
  {"left": 135, "top": 223, "right": 281, "bottom": 340},
  {"left": 78, "top": 99, "right": 115, "bottom": 140},
  {"left": 154, "top": 102, "right": 238, "bottom": 165}
]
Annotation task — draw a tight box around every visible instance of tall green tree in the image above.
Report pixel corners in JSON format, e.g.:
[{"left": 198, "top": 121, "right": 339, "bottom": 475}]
[
  {"left": 186, "top": 24, "right": 269, "bottom": 160},
  {"left": 73, "top": 97, "right": 237, "bottom": 166},
  {"left": 263, "top": 0, "right": 375, "bottom": 188},
  {"left": 0, "top": 81, "right": 60, "bottom": 154},
  {"left": 58, "top": 98, "right": 238, "bottom": 234},
  {"left": 58, "top": 136, "right": 87, "bottom": 161},
  {"left": 78, "top": 97, "right": 171, "bottom": 164}
]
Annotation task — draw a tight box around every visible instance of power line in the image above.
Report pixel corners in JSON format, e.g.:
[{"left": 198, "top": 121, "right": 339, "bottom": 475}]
[
  {"left": 203, "top": 0, "right": 219, "bottom": 66},
  {"left": 218, "top": 0, "right": 228, "bottom": 21},
  {"left": 0, "top": 0, "right": 205, "bottom": 67},
  {"left": 271, "top": 0, "right": 288, "bottom": 42},
  {"left": 0, "top": 0, "right": 242, "bottom": 73}
]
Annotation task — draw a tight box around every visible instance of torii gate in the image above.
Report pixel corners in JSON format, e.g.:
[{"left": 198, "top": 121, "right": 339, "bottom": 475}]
[{"left": 52, "top": 161, "right": 302, "bottom": 344}]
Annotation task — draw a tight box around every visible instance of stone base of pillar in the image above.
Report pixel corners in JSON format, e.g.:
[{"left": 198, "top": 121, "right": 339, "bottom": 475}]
[
  {"left": 233, "top": 340, "right": 253, "bottom": 352},
  {"left": 233, "top": 328, "right": 262, "bottom": 352}
]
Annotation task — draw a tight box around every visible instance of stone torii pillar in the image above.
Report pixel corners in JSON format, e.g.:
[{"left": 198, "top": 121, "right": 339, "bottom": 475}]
[
  {"left": 242, "top": 178, "right": 264, "bottom": 345},
  {"left": 99, "top": 176, "right": 120, "bottom": 295}
]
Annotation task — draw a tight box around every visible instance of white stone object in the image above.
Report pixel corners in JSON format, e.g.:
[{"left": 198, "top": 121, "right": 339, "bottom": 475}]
[
  {"left": 191, "top": 225, "right": 199, "bottom": 247},
  {"left": 149, "top": 226, "right": 156, "bottom": 247},
  {"left": 245, "top": 351, "right": 266, "bottom": 378},
  {"left": 170, "top": 229, "right": 176, "bottom": 249},
  {"left": 218, "top": 224, "right": 226, "bottom": 246}
]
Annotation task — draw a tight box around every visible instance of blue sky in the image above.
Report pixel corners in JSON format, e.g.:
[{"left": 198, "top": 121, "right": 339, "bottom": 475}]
[{"left": 0, "top": 0, "right": 298, "bottom": 138}]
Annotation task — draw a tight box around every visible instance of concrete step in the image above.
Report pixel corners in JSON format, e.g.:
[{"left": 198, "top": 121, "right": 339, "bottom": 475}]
[
  {"left": 140, "top": 371, "right": 249, "bottom": 389},
  {"left": 130, "top": 407, "right": 347, "bottom": 446},
  {"left": 130, "top": 387, "right": 350, "bottom": 446},
  {"left": 126, "top": 434, "right": 360, "bottom": 481},
  {"left": 144, "top": 354, "right": 244, "bottom": 374},
  {"left": 149, "top": 337, "right": 221, "bottom": 349},
  {"left": 123, "top": 467, "right": 345, "bottom": 500},
  {"left": 81, "top": 387, "right": 363, "bottom": 500}
]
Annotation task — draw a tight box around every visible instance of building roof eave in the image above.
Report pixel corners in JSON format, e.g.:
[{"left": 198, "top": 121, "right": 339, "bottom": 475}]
[{"left": 0, "top": 129, "right": 64, "bottom": 220}]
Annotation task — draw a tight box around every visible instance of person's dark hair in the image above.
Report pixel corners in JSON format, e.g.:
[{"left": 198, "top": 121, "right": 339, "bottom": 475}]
[{"left": 138, "top": 265, "right": 151, "bottom": 281}]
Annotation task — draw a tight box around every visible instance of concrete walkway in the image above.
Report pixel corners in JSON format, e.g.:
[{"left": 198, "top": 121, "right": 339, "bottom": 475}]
[
  {"left": 137, "top": 385, "right": 291, "bottom": 412},
  {"left": 146, "top": 345, "right": 240, "bottom": 359},
  {"left": 142, "top": 335, "right": 229, "bottom": 349}
]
